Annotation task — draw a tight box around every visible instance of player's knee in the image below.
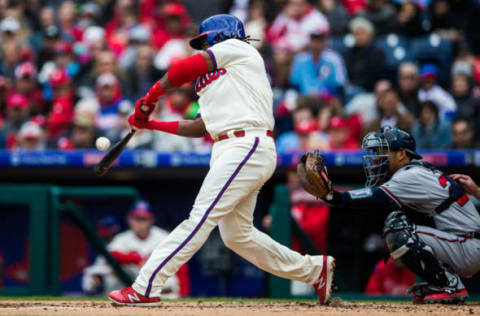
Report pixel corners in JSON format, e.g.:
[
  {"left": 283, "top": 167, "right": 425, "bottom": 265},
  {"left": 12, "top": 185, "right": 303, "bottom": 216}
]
[
  {"left": 218, "top": 225, "right": 250, "bottom": 249},
  {"left": 383, "top": 211, "right": 415, "bottom": 259}
]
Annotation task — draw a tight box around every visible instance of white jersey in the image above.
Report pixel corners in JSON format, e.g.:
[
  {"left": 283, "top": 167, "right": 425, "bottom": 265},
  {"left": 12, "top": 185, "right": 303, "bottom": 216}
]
[
  {"left": 195, "top": 39, "right": 274, "bottom": 138},
  {"left": 108, "top": 226, "right": 170, "bottom": 258},
  {"left": 380, "top": 161, "right": 480, "bottom": 235}
]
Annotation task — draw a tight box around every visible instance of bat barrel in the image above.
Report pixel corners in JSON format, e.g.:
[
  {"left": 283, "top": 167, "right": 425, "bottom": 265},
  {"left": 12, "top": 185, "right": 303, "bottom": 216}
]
[{"left": 94, "top": 129, "right": 136, "bottom": 177}]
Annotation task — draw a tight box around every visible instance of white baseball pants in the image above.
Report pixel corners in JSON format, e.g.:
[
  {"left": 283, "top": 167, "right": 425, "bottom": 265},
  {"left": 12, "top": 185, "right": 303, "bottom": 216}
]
[{"left": 133, "top": 132, "right": 325, "bottom": 297}]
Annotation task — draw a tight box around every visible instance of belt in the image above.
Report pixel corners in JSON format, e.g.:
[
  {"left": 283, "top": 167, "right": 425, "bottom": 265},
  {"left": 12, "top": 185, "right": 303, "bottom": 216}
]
[{"left": 215, "top": 129, "right": 273, "bottom": 142}]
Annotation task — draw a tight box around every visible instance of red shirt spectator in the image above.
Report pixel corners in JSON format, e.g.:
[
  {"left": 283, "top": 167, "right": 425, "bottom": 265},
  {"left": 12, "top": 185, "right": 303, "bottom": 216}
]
[
  {"left": 365, "top": 258, "right": 416, "bottom": 295},
  {"left": 268, "top": 0, "right": 329, "bottom": 52},
  {"left": 152, "top": 3, "right": 190, "bottom": 49},
  {"left": 327, "top": 117, "right": 360, "bottom": 150},
  {"left": 13, "top": 62, "right": 46, "bottom": 115},
  {"left": 46, "top": 69, "right": 74, "bottom": 139}
]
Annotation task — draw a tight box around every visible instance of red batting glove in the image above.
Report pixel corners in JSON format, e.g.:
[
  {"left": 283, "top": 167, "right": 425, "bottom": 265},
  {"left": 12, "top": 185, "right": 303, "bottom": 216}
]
[
  {"left": 134, "top": 97, "right": 154, "bottom": 121},
  {"left": 128, "top": 113, "right": 151, "bottom": 130}
]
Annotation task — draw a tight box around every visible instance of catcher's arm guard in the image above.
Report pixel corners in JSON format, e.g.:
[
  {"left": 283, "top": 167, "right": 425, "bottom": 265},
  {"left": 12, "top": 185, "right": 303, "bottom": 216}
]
[{"left": 297, "top": 151, "right": 333, "bottom": 199}]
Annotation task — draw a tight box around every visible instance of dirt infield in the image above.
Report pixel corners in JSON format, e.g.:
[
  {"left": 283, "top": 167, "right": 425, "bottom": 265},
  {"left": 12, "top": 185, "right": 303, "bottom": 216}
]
[{"left": 0, "top": 299, "right": 479, "bottom": 316}]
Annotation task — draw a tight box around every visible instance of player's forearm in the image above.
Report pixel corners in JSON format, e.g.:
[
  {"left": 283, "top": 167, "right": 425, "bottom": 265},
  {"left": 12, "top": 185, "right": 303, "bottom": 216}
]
[
  {"left": 146, "top": 117, "right": 207, "bottom": 138},
  {"left": 327, "top": 188, "right": 398, "bottom": 211},
  {"left": 178, "top": 118, "right": 207, "bottom": 137}
]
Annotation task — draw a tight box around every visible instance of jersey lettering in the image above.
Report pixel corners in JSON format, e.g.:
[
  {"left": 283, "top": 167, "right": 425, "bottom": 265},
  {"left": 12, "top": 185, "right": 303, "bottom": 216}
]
[
  {"left": 438, "top": 175, "right": 448, "bottom": 189},
  {"left": 195, "top": 68, "right": 227, "bottom": 93}
]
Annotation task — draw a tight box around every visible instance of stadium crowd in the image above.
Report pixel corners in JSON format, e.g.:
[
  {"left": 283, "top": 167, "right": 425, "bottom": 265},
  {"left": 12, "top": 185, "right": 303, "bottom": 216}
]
[{"left": 0, "top": 0, "right": 479, "bottom": 152}]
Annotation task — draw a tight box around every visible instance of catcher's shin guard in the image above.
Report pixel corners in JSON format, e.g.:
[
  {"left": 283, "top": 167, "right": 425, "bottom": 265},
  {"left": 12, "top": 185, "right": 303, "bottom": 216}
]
[{"left": 383, "top": 211, "right": 457, "bottom": 288}]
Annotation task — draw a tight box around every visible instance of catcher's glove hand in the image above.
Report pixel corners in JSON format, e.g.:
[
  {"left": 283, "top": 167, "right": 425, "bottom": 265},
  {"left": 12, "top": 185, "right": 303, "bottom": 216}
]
[{"left": 297, "top": 150, "right": 333, "bottom": 199}]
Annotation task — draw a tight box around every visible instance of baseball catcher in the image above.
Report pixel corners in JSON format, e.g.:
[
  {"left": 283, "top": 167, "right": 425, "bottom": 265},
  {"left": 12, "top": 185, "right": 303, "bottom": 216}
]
[{"left": 299, "top": 126, "right": 480, "bottom": 304}]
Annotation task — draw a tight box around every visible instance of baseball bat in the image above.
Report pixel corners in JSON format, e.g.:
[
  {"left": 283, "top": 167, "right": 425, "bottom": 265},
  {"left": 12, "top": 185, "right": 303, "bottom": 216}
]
[{"left": 94, "top": 129, "right": 136, "bottom": 176}]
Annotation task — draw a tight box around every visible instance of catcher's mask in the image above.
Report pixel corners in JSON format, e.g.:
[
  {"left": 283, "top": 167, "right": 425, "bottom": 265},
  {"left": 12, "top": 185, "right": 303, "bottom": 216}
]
[
  {"left": 362, "top": 126, "right": 422, "bottom": 187},
  {"left": 362, "top": 130, "right": 390, "bottom": 187}
]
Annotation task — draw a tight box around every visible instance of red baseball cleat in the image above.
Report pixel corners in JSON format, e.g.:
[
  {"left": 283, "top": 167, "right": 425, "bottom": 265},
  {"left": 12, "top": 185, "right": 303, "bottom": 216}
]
[
  {"left": 313, "top": 256, "right": 335, "bottom": 305},
  {"left": 108, "top": 286, "right": 162, "bottom": 306},
  {"left": 424, "top": 288, "right": 468, "bottom": 304}
]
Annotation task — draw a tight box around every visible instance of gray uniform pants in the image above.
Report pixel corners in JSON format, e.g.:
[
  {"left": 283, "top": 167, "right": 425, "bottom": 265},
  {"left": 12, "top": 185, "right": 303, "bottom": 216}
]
[{"left": 415, "top": 225, "right": 480, "bottom": 278}]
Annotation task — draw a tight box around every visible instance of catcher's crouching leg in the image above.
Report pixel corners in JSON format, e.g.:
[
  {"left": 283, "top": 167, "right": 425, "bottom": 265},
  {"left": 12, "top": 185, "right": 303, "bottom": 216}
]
[{"left": 383, "top": 212, "right": 460, "bottom": 294}]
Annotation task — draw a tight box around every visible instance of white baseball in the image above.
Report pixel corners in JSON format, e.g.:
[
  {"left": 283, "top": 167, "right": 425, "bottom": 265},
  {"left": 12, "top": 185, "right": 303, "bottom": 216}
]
[{"left": 96, "top": 137, "right": 111, "bottom": 151}]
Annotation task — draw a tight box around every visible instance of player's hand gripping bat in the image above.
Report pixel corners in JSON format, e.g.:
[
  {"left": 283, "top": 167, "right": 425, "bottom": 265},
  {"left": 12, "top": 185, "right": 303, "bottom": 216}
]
[{"left": 94, "top": 100, "right": 152, "bottom": 176}]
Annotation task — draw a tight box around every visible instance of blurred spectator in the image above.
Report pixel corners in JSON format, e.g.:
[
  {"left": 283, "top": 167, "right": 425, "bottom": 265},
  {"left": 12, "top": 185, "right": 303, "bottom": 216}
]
[
  {"left": 2, "top": 93, "right": 30, "bottom": 147},
  {"left": 105, "top": 99, "right": 132, "bottom": 144},
  {"left": 395, "top": 1, "right": 425, "bottom": 37},
  {"left": 58, "top": 1, "right": 82, "bottom": 42},
  {"left": 78, "top": 2, "right": 102, "bottom": 30},
  {"left": 153, "top": 25, "right": 194, "bottom": 72},
  {"left": 326, "top": 116, "right": 359, "bottom": 149},
  {"left": 53, "top": 41, "right": 80, "bottom": 80},
  {"left": 0, "top": 17, "right": 21, "bottom": 44},
  {"left": 126, "top": 45, "right": 159, "bottom": 101},
  {"left": 418, "top": 64, "right": 457, "bottom": 120},
  {"left": 345, "top": 79, "right": 391, "bottom": 126},
  {"left": 164, "top": 85, "right": 199, "bottom": 120},
  {"left": 0, "top": 75, "right": 11, "bottom": 116},
  {"left": 69, "top": 114, "right": 98, "bottom": 149},
  {"left": 340, "top": 0, "right": 367, "bottom": 15},
  {"left": 95, "top": 73, "right": 125, "bottom": 131},
  {"left": 13, "top": 62, "right": 45, "bottom": 116},
  {"left": 397, "top": 62, "right": 420, "bottom": 115},
  {"left": 244, "top": 0, "right": 268, "bottom": 49},
  {"left": 35, "top": 25, "right": 61, "bottom": 70},
  {"left": 152, "top": 3, "right": 191, "bottom": 50},
  {"left": 365, "top": 88, "right": 415, "bottom": 133},
  {"left": 428, "top": 0, "right": 473, "bottom": 43},
  {"left": 412, "top": 101, "right": 451, "bottom": 149},
  {"left": 151, "top": 97, "right": 195, "bottom": 152},
  {"left": 82, "top": 200, "right": 190, "bottom": 298},
  {"left": 344, "top": 17, "right": 386, "bottom": 91},
  {"left": 119, "top": 25, "right": 152, "bottom": 70},
  {"left": 365, "top": 258, "right": 416, "bottom": 296},
  {"left": 0, "top": 40, "right": 21, "bottom": 80},
  {"left": 268, "top": 0, "right": 329, "bottom": 52},
  {"left": 276, "top": 96, "right": 328, "bottom": 152},
  {"left": 451, "top": 118, "right": 476, "bottom": 149},
  {"left": 46, "top": 68, "right": 74, "bottom": 140},
  {"left": 451, "top": 63, "right": 480, "bottom": 120},
  {"left": 317, "top": 0, "right": 349, "bottom": 36},
  {"left": 317, "top": 89, "right": 362, "bottom": 141},
  {"left": 289, "top": 30, "right": 347, "bottom": 95},
  {"left": 15, "top": 121, "right": 46, "bottom": 151},
  {"left": 359, "top": 0, "right": 396, "bottom": 36}
]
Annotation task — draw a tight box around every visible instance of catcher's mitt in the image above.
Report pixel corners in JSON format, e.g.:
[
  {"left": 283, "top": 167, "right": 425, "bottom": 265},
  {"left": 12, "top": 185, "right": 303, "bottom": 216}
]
[{"left": 297, "top": 151, "right": 333, "bottom": 199}]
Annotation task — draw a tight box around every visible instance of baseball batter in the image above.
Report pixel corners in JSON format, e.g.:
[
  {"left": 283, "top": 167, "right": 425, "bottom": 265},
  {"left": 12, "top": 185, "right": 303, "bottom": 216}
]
[
  {"left": 318, "top": 126, "right": 480, "bottom": 304},
  {"left": 109, "top": 14, "right": 334, "bottom": 306}
]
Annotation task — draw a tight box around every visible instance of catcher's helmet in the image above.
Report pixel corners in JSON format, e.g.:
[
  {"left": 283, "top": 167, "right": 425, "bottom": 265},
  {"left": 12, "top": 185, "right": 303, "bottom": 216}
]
[
  {"left": 362, "top": 126, "right": 421, "bottom": 187},
  {"left": 190, "top": 14, "right": 246, "bottom": 50}
]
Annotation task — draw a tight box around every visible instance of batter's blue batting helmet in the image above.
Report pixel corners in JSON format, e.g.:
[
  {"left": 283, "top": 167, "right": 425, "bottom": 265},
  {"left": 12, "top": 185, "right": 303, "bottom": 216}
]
[
  {"left": 362, "top": 126, "right": 421, "bottom": 187},
  {"left": 190, "top": 14, "right": 246, "bottom": 50}
]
